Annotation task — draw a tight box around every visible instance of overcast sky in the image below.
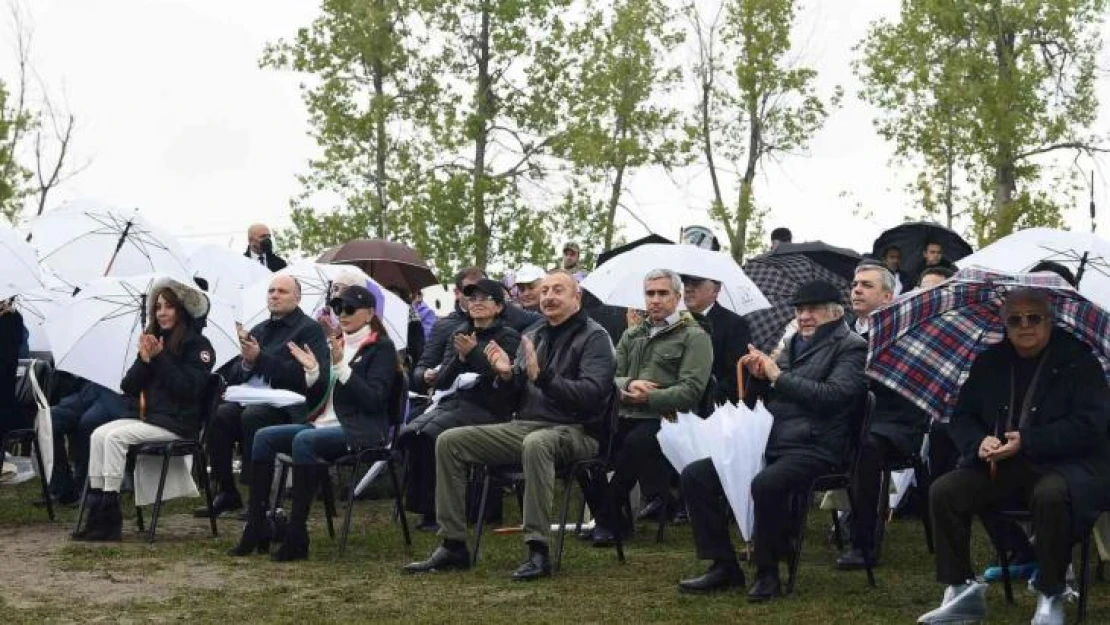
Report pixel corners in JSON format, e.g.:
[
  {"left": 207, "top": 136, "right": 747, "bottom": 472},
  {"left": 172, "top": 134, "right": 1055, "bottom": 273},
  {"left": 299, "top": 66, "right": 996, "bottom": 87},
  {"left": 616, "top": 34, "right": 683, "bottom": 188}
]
[{"left": 2, "top": 0, "right": 1108, "bottom": 262}]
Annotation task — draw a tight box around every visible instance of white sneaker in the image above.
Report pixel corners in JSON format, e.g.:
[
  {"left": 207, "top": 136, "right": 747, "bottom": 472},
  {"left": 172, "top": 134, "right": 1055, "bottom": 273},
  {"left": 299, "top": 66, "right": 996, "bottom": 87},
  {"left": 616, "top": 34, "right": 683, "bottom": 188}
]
[
  {"left": 917, "top": 581, "right": 988, "bottom": 624},
  {"left": 1031, "top": 592, "right": 1065, "bottom": 625}
]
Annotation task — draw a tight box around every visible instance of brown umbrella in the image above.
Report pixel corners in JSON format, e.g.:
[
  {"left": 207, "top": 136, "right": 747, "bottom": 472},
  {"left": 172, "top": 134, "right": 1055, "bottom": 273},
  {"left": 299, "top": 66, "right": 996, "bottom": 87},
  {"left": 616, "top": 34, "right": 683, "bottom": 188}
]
[{"left": 316, "top": 239, "right": 437, "bottom": 292}]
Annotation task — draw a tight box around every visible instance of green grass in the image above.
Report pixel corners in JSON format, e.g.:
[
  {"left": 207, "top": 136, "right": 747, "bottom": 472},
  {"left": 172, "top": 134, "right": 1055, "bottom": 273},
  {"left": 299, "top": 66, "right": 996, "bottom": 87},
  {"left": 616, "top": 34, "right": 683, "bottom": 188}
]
[{"left": 0, "top": 478, "right": 1103, "bottom": 624}]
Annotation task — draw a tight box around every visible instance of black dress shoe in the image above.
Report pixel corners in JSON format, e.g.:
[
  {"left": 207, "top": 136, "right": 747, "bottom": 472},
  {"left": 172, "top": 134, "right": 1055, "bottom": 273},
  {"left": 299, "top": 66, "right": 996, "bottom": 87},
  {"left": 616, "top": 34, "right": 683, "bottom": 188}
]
[
  {"left": 403, "top": 545, "right": 471, "bottom": 573},
  {"left": 835, "top": 548, "right": 876, "bottom": 571},
  {"left": 590, "top": 525, "right": 630, "bottom": 548},
  {"left": 747, "top": 572, "right": 782, "bottom": 603},
  {"left": 510, "top": 549, "right": 551, "bottom": 581},
  {"left": 194, "top": 492, "right": 243, "bottom": 518},
  {"left": 678, "top": 562, "right": 745, "bottom": 594}
]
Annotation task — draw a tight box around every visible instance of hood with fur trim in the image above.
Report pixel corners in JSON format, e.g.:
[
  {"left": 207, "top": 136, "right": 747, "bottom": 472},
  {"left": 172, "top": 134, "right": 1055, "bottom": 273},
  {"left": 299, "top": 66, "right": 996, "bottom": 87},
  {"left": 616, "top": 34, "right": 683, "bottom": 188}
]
[{"left": 147, "top": 276, "right": 210, "bottom": 324}]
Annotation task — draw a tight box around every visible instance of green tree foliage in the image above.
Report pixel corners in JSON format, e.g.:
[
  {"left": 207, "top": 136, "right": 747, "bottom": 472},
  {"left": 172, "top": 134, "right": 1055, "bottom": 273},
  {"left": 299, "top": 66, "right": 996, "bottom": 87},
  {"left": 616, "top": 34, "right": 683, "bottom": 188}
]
[
  {"left": 857, "top": 0, "right": 1108, "bottom": 245},
  {"left": 690, "top": 0, "right": 838, "bottom": 263},
  {"left": 0, "top": 80, "right": 32, "bottom": 224}
]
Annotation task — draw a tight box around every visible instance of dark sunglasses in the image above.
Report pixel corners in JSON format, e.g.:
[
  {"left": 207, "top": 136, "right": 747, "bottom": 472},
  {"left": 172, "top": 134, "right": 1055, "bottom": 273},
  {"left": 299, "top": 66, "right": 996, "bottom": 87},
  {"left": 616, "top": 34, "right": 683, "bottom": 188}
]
[
  {"left": 1004, "top": 313, "right": 1046, "bottom": 328},
  {"left": 331, "top": 304, "right": 360, "bottom": 316}
]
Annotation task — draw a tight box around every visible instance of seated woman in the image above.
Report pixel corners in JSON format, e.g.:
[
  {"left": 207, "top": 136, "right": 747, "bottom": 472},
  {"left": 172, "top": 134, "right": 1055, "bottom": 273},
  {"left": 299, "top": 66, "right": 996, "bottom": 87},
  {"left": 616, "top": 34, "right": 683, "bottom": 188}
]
[
  {"left": 230, "top": 285, "right": 398, "bottom": 561},
  {"left": 75, "top": 278, "right": 215, "bottom": 542},
  {"left": 397, "top": 278, "right": 521, "bottom": 531}
]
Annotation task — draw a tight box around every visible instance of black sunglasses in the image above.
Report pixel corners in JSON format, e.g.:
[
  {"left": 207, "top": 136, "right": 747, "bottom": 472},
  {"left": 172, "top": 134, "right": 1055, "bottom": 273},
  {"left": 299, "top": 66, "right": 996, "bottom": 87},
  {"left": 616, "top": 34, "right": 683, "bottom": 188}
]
[
  {"left": 331, "top": 304, "right": 360, "bottom": 316},
  {"left": 1004, "top": 313, "right": 1046, "bottom": 328}
]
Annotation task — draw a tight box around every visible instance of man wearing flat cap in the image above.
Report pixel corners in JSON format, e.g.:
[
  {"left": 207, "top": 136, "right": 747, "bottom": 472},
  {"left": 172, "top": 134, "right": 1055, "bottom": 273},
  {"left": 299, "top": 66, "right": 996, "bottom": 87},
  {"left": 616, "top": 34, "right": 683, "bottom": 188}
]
[
  {"left": 561, "top": 242, "right": 587, "bottom": 277},
  {"left": 676, "top": 279, "right": 867, "bottom": 602}
]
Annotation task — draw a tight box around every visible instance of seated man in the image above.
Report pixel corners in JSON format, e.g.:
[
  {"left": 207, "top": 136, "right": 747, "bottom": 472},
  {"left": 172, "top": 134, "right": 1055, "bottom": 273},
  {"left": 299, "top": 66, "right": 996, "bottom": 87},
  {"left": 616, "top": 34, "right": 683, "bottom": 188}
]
[
  {"left": 836, "top": 262, "right": 928, "bottom": 569},
  {"left": 678, "top": 280, "right": 866, "bottom": 600},
  {"left": 403, "top": 270, "right": 615, "bottom": 581},
  {"left": 918, "top": 289, "right": 1110, "bottom": 625},
  {"left": 593, "top": 269, "right": 711, "bottom": 544},
  {"left": 198, "top": 275, "right": 330, "bottom": 517}
]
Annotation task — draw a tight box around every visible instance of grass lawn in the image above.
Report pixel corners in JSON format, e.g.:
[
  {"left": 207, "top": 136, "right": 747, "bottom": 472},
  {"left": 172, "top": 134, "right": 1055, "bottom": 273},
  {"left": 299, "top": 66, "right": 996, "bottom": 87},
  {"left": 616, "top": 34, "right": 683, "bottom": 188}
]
[{"left": 0, "top": 477, "right": 1103, "bottom": 624}]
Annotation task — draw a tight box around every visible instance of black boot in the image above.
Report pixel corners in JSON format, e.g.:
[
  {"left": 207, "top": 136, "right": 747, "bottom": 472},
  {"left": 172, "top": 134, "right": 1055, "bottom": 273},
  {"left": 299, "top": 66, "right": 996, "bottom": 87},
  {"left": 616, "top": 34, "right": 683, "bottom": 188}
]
[
  {"left": 85, "top": 491, "right": 123, "bottom": 542},
  {"left": 72, "top": 488, "right": 103, "bottom": 540},
  {"left": 228, "top": 461, "right": 275, "bottom": 557},
  {"left": 271, "top": 464, "right": 319, "bottom": 562}
]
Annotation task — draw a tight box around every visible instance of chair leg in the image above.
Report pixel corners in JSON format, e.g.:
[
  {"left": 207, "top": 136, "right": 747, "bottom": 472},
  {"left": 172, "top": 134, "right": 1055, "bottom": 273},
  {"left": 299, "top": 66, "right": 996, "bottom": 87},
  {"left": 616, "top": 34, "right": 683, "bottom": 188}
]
[
  {"left": 272, "top": 460, "right": 290, "bottom": 512},
  {"left": 386, "top": 459, "right": 412, "bottom": 547},
  {"left": 786, "top": 490, "right": 811, "bottom": 596},
  {"left": 830, "top": 509, "right": 845, "bottom": 552},
  {"left": 1079, "top": 531, "right": 1091, "bottom": 623},
  {"left": 553, "top": 475, "right": 576, "bottom": 573},
  {"left": 914, "top": 459, "right": 934, "bottom": 554},
  {"left": 874, "top": 471, "right": 891, "bottom": 556},
  {"left": 195, "top": 451, "right": 218, "bottom": 537},
  {"left": 472, "top": 469, "right": 491, "bottom": 566},
  {"left": 31, "top": 440, "right": 55, "bottom": 521},
  {"left": 996, "top": 516, "right": 1015, "bottom": 604},
  {"left": 655, "top": 496, "right": 669, "bottom": 543},
  {"left": 147, "top": 452, "right": 173, "bottom": 544},
  {"left": 846, "top": 486, "right": 875, "bottom": 587},
  {"left": 320, "top": 471, "right": 336, "bottom": 540},
  {"left": 72, "top": 476, "right": 91, "bottom": 537},
  {"left": 336, "top": 459, "right": 360, "bottom": 557}
]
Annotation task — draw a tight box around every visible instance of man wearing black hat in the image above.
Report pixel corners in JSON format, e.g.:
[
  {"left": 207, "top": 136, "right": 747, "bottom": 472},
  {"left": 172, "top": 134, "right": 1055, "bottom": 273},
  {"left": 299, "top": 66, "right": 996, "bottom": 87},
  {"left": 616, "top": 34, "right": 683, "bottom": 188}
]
[{"left": 677, "top": 279, "right": 867, "bottom": 601}]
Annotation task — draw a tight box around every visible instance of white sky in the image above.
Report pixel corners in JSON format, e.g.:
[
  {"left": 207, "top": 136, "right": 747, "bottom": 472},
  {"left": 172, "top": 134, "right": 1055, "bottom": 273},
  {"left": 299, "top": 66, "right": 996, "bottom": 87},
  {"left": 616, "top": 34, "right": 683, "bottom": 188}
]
[{"left": 2, "top": 0, "right": 1108, "bottom": 262}]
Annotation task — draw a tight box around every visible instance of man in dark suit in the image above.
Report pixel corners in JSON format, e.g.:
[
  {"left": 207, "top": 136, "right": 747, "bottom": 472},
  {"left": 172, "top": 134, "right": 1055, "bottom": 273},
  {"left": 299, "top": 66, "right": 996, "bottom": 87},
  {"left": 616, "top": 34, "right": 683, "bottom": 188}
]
[
  {"left": 243, "top": 223, "right": 288, "bottom": 272},
  {"left": 682, "top": 276, "right": 751, "bottom": 405}
]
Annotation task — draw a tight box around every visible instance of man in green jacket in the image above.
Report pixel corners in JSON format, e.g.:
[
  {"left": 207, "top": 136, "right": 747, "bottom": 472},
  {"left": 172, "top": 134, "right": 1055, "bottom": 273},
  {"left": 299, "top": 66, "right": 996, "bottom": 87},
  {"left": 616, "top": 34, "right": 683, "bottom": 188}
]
[{"left": 591, "top": 268, "right": 713, "bottom": 546}]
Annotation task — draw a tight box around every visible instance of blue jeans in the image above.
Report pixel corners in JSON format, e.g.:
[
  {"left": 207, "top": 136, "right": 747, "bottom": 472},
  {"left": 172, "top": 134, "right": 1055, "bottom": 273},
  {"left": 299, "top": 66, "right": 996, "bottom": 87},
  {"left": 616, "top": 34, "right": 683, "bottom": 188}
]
[
  {"left": 252, "top": 424, "right": 350, "bottom": 465},
  {"left": 50, "top": 383, "right": 128, "bottom": 497}
]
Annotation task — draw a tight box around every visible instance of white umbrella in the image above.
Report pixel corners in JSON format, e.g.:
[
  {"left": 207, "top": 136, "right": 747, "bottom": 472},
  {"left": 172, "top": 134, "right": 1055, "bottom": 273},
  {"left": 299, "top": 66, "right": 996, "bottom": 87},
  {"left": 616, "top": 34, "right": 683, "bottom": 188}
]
[
  {"left": 12, "top": 287, "right": 65, "bottom": 352},
  {"left": 187, "top": 244, "right": 272, "bottom": 319},
  {"left": 29, "top": 201, "right": 192, "bottom": 291},
  {"left": 46, "top": 274, "right": 237, "bottom": 393},
  {"left": 581, "top": 244, "right": 771, "bottom": 315},
  {"left": 0, "top": 225, "right": 43, "bottom": 300},
  {"left": 240, "top": 262, "right": 409, "bottom": 349},
  {"left": 708, "top": 401, "right": 774, "bottom": 541},
  {"left": 958, "top": 228, "right": 1110, "bottom": 310}
]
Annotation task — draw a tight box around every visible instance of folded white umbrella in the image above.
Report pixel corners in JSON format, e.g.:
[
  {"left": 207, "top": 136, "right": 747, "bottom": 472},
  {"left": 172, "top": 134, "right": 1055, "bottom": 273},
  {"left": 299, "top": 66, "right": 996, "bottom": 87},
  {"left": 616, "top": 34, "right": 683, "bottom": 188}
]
[
  {"left": 46, "top": 273, "right": 237, "bottom": 392},
  {"left": 0, "top": 225, "right": 43, "bottom": 300},
  {"left": 239, "top": 262, "right": 409, "bottom": 349},
  {"left": 187, "top": 244, "right": 272, "bottom": 317},
  {"left": 29, "top": 201, "right": 192, "bottom": 291},
  {"left": 709, "top": 401, "right": 774, "bottom": 541},
  {"left": 581, "top": 244, "right": 771, "bottom": 315},
  {"left": 958, "top": 228, "right": 1110, "bottom": 310}
]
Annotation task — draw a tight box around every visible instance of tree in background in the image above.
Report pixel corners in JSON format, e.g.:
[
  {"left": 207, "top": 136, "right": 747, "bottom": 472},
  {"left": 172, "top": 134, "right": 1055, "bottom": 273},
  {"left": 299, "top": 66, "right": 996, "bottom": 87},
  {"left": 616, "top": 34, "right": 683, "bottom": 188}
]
[
  {"left": 688, "top": 0, "right": 839, "bottom": 263},
  {"left": 857, "top": 0, "right": 1108, "bottom": 245},
  {"left": 0, "top": 80, "right": 31, "bottom": 223}
]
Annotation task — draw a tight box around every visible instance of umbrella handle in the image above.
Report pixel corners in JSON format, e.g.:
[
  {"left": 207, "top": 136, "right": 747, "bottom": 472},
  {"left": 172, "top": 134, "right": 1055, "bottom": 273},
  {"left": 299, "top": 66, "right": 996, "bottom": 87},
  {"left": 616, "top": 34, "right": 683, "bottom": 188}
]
[
  {"left": 736, "top": 360, "right": 746, "bottom": 404},
  {"left": 989, "top": 460, "right": 997, "bottom": 481}
]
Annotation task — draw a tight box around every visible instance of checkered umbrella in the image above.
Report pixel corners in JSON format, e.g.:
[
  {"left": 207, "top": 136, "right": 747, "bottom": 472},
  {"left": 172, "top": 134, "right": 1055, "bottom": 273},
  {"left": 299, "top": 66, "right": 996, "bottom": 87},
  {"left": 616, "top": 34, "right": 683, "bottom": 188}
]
[
  {"left": 742, "top": 253, "right": 851, "bottom": 351},
  {"left": 866, "top": 267, "right": 1110, "bottom": 423}
]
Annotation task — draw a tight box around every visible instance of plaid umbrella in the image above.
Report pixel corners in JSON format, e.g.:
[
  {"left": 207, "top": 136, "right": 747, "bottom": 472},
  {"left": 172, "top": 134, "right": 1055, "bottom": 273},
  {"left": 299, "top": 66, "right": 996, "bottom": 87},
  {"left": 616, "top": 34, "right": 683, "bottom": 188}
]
[
  {"left": 867, "top": 267, "right": 1110, "bottom": 423},
  {"left": 742, "top": 253, "right": 851, "bottom": 351}
]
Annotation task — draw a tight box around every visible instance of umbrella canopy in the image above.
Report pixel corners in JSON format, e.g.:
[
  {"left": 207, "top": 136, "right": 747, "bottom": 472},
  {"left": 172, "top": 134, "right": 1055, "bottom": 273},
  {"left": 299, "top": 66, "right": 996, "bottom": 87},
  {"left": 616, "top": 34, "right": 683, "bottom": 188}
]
[
  {"left": 957, "top": 228, "right": 1110, "bottom": 310},
  {"left": 867, "top": 267, "right": 1110, "bottom": 422},
  {"left": 758, "top": 241, "right": 862, "bottom": 282},
  {"left": 12, "top": 287, "right": 65, "bottom": 351},
  {"left": 580, "top": 243, "right": 771, "bottom": 316},
  {"left": 45, "top": 274, "right": 236, "bottom": 393},
  {"left": 596, "top": 233, "right": 673, "bottom": 267},
  {"left": 742, "top": 251, "right": 853, "bottom": 352},
  {"left": 316, "top": 239, "right": 437, "bottom": 293},
  {"left": 29, "top": 202, "right": 192, "bottom": 291},
  {"left": 239, "top": 262, "right": 409, "bottom": 349},
  {"left": 872, "top": 221, "right": 974, "bottom": 281},
  {"left": 709, "top": 400, "right": 774, "bottom": 541},
  {"left": 187, "top": 244, "right": 272, "bottom": 316},
  {"left": 0, "top": 225, "right": 43, "bottom": 300}
]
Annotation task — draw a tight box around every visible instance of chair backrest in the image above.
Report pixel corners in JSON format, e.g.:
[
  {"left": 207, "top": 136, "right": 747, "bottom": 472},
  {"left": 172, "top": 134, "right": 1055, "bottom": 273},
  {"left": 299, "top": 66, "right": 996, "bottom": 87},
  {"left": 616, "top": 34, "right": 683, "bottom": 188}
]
[
  {"left": 385, "top": 369, "right": 409, "bottom": 448},
  {"left": 27, "top": 351, "right": 53, "bottom": 366},
  {"left": 597, "top": 384, "right": 622, "bottom": 463},
  {"left": 197, "top": 373, "right": 226, "bottom": 443},
  {"left": 13, "top": 359, "right": 53, "bottom": 422},
  {"left": 842, "top": 390, "right": 876, "bottom": 477}
]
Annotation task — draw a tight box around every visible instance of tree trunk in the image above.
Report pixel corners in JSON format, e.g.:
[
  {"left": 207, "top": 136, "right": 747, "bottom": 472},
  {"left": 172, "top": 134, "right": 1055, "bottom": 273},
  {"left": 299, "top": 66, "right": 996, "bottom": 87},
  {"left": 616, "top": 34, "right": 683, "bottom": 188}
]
[
  {"left": 603, "top": 116, "right": 628, "bottom": 250},
  {"left": 372, "top": 17, "right": 389, "bottom": 240},
  {"left": 732, "top": 95, "right": 761, "bottom": 263},
  {"left": 986, "top": 8, "right": 1018, "bottom": 244},
  {"left": 471, "top": 1, "right": 493, "bottom": 269}
]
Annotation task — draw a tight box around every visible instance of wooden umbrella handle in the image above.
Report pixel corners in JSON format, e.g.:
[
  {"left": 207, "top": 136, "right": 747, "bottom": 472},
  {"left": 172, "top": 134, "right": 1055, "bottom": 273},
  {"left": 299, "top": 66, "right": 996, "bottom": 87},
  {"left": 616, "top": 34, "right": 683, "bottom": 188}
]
[{"left": 736, "top": 359, "right": 746, "bottom": 404}]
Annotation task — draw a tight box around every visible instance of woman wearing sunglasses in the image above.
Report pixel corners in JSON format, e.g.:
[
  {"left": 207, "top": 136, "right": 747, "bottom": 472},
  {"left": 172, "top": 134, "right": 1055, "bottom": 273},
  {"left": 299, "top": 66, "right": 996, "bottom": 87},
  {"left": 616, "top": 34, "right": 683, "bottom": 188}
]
[
  {"left": 397, "top": 278, "right": 522, "bottom": 531},
  {"left": 229, "top": 285, "right": 399, "bottom": 561}
]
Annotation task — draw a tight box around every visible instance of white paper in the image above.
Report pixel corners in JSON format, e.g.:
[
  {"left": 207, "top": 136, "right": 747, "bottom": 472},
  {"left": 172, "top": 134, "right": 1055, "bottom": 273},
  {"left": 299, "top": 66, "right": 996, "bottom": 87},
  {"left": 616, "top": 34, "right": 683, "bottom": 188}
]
[{"left": 225, "top": 384, "right": 305, "bottom": 407}]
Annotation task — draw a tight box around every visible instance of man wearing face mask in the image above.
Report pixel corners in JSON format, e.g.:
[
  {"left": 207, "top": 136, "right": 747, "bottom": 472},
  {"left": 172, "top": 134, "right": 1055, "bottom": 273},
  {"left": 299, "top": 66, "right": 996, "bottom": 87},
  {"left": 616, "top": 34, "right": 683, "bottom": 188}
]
[{"left": 244, "top": 223, "right": 288, "bottom": 272}]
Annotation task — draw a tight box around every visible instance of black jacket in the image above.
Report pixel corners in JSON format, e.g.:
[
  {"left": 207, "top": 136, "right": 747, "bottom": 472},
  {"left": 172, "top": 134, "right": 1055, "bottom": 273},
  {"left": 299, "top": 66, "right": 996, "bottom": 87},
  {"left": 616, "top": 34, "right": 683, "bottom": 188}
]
[
  {"left": 751, "top": 320, "right": 868, "bottom": 467},
  {"left": 224, "top": 307, "right": 330, "bottom": 420},
  {"left": 853, "top": 323, "right": 928, "bottom": 457},
  {"left": 434, "top": 319, "right": 521, "bottom": 417},
  {"left": 502, "top": 302, "right": 543, "bottom": 334},
  {"left": 703, "top": 304, "right": 752, "bottom": 405},
  {"left": 0, "top": 311, "right": 25, "bottom": 434},
  {"left": 497, "top": 310, "right": 615, "bottom": 437},
  {"left": 119, "top": 329, "right": 215, "bottom": 439},
  {"left": 243, "top": 247, "right": 288, "bottom": 272},
  {"left": 330, "top": 334, "right": 398, "bottom": 449},
  {"left": 950, "top": 330, "right": 1110, "bottom": 534}
]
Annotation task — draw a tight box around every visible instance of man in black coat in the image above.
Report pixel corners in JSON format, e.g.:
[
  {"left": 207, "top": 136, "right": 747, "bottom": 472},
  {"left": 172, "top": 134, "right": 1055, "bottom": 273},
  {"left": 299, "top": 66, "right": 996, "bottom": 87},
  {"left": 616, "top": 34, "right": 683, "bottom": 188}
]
[
  {"left": 836, "top": 263, "right": 929, "bottom": 570},
  {"left": 682, "top": 275, "right": 751, "bottom": 405},
  {"left": 677, "top": 280, "right": 867, "bottom": 600},
  {"left": 918, "top": 288, "right": 1110, "bottom": 625},
  {"left": 197, "top": 275, "right": 330, "bottom": 517},
  {"left": 243, "top": 223, "right": 288, "bottom": 272},
  {"left": 0, "top": 301, "right": 26, "bottom": 442}
]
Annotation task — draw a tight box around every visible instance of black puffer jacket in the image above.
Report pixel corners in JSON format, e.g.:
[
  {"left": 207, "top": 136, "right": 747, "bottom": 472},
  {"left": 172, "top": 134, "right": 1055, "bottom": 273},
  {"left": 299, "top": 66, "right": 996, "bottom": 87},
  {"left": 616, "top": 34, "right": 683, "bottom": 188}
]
[
  {"left": 750, "top": 320, "right": 868, "bottom": 468},
  {"left": 119, "top": 328, "right": 215, "bottom": 439}
]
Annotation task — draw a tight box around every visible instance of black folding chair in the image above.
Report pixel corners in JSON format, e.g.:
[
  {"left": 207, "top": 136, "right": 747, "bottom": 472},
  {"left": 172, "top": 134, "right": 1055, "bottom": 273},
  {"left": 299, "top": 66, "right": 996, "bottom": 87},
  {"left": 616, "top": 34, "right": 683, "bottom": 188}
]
[
  {"left": 273, "top": 369, "right": 413, "bottom": 557},
  {"left": 72, "top": 374, "right": 224, "bottom": 543},
  {"left": 471, "top": 387, "right": 626, "bottom": 572},
  {"left": 784, "top": 391, "right": 877, "bottom": 594},
  {"left": 876, "top": 439, "right": 934, "bottom": 555},
  {"left": 2, "top": 359, "right": 55, "bottom": 521}
]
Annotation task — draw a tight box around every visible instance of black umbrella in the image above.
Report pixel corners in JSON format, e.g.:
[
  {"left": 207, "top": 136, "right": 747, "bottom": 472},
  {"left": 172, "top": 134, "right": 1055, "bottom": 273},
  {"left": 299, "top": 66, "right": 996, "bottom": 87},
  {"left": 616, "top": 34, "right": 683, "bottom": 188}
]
[
  {"left": 742, "top": 251, "right": 853, "bottom": 352},
  {"left": 872, "top": 221, "right": 974, "bottom": 283},
  {"left": 596, "top": 234, "right": 674, "bottom": 267},
  {"left": 756, "top": 241, "right": 862, "bottom": 282}
]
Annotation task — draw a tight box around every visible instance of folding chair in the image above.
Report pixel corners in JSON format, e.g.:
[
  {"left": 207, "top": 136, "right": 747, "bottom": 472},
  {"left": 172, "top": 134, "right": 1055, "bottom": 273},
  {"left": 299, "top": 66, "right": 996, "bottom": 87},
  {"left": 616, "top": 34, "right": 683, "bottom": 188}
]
[{"left": 2, "top": 358, "right": 55, "bottom": 521}]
